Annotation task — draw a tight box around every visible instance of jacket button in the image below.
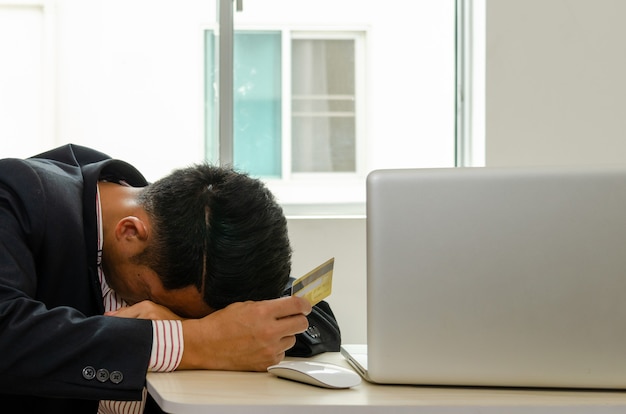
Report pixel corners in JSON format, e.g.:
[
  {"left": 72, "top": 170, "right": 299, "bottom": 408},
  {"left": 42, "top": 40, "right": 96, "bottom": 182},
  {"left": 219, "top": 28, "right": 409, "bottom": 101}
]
[
  {"left": 110, "top": 371, "right": 124, "bottom": 384},
  {"left": 96, "top": 368, "right": 110, "bottom": 382},
  {"left": 82, "top": 366, "right": 96, "bottom": 380}
]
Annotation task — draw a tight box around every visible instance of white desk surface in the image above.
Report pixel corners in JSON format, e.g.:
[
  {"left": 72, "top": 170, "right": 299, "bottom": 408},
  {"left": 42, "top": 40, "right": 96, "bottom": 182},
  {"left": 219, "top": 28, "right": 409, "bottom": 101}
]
[{"left": 147, "top": 352, "right": 626, "bottom": 414}]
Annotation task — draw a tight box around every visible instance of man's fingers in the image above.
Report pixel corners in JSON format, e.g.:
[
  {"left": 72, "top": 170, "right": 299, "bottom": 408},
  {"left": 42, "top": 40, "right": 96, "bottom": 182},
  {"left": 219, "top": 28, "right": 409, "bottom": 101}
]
[
  {"left": 105, "top": 307, "right": 138, "bottom": 318},
  {"left": 279, "top": 334, "right": 298, "bottom": 353},
  {"left": 270, "top": 295, "right": 312, "bottom": 318},
  {"left": 104, "top": 300, "right": 184, "bottom": 320},
  {"left": 276, "top": 312, "right": 310, "bottom": 337}
]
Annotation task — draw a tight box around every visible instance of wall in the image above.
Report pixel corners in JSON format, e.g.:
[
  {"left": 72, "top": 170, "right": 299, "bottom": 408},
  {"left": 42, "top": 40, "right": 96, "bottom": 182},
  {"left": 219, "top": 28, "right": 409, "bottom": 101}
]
[
  {"left": 287, "top": 217, "right": 367, "bottom": 344},
  {"left": 486, "top": 0, "right": 626, "bottom": 167}
]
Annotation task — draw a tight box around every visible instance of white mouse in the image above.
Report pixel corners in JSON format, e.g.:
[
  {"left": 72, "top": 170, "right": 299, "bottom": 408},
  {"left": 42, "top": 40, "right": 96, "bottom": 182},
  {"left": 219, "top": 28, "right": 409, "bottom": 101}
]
[{"left": 267, "top": 360, "right": 362, "bottom": 389}]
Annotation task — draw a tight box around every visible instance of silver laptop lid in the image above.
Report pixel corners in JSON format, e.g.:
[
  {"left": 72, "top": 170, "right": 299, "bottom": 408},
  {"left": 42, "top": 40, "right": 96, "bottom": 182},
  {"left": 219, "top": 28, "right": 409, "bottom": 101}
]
[{"left": 365, "top": 166, "right": 626, "bottom": 388}]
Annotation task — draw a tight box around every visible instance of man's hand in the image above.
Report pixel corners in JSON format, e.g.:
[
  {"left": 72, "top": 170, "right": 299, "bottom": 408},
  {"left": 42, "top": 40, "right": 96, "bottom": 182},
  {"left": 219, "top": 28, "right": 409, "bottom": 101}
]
[
  {"left": 179, "top": 295, "right": 312, "bottom": 372},
  {"left": 105, "top": 300, "right": 184, "bottom": 320}
]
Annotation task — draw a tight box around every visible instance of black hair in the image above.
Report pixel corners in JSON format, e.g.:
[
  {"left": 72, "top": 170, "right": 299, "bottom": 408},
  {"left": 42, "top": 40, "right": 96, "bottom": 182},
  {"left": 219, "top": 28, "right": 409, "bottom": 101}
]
[{"left": 134, "top": 164, "right": 292, "bottom": 310}]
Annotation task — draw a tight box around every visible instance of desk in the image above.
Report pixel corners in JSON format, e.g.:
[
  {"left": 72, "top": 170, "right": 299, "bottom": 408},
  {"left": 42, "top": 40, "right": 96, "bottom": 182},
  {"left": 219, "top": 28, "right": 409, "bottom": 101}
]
[{"left": 147, "top": 352, "right": 626, "bottom": 414}]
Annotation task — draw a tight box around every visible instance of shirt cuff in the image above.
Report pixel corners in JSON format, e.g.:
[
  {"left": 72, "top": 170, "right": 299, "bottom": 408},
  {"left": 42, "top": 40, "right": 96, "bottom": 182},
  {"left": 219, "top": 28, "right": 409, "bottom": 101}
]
[{"left": 149, "top": 320, "right": 184, "bottom": 372}]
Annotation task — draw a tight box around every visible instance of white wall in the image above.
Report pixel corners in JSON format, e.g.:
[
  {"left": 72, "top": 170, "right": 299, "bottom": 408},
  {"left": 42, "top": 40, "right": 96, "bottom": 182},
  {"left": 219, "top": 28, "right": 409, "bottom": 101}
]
[
  {"left": 288, "top": 217, "right": 367, "bottom": 344},
  {"left": 485, "top": 0, "right": 626, "bottom": 167}
]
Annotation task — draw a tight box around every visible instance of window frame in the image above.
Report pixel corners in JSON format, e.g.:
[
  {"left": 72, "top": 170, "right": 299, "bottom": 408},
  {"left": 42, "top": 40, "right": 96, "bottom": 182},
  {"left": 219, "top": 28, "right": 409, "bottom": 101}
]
[
  {"left": 207, "top": 25, "right": 369, "bottom": 213},
  {"left": 285, "top": 29, "right": 365, "bottom": 179}
]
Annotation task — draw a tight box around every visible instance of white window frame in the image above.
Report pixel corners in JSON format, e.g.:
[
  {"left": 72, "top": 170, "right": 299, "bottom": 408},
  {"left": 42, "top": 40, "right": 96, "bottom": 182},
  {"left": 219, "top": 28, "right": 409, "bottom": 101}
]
[
  {"left": 282, "top": 29, "right": 366, "bottom": 181},
  {"left": 275, "top": 28, "right": 367, "bottom": 213},
  {"left": 209, "top": 25, "right": 368, "bottom": 215},
  {"left": 456, "top": 0, "right": 485, "bottom": 168}
]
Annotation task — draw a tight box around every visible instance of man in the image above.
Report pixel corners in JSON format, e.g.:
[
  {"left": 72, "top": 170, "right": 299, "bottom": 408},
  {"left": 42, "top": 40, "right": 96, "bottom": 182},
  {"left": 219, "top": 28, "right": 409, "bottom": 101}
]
[{"left": 0, "top": 144, "right": 311, "bottom": 413}]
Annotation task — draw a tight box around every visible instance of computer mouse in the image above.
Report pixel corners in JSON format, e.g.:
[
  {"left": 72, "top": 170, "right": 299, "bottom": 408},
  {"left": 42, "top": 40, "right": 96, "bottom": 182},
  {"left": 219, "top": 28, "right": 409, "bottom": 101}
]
[{"left": 267, "top": 360, "right": 362, "bottom": 389}]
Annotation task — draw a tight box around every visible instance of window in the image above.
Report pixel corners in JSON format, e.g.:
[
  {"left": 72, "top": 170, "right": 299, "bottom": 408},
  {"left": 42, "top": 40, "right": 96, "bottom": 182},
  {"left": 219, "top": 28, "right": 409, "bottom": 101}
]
[
  {"left": 233, "top": 31, "right": 282, "bottom": 177},
  {"left": 291, "top": 36, "right": 358, "bottom": 174},
  {"left": 205, "top": 0, "right": 460, "bottom": 214},
  {"left": 206, "top": 30, "right": 364, "bottom": 179}
]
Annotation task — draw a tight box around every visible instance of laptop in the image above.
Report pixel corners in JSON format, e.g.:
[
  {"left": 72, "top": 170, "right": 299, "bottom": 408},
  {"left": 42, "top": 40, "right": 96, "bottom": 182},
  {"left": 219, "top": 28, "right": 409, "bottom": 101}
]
[{"left": 341, "top": 166, "right": 626, "bottom": 389}]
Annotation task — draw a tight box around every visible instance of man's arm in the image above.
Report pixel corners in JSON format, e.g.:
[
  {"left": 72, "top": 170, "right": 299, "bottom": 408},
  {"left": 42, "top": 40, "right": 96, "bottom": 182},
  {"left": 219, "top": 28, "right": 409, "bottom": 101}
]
[{"left": 110, "top": 296, "right": 311, "bottom": 372}]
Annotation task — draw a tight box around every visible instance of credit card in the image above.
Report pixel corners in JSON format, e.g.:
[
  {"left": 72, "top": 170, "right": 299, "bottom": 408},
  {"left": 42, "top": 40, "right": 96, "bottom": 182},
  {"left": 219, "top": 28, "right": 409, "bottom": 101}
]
[{"left": 291, "top": 257, "right": 334, "bottom": 306}]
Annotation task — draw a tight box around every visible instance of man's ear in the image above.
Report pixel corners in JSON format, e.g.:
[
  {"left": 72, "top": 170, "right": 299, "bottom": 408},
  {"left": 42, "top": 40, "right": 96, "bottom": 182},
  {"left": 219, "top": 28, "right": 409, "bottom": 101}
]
[{"left": 115, "top": 216, "right": 149, "bottom": 242}]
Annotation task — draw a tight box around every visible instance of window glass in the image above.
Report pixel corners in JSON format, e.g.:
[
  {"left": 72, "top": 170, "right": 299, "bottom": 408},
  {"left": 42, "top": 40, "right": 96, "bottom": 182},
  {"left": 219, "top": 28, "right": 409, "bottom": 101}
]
[
  {"left": 233, "top": 31, "right": 282, "bottom": 177},
  {"left": 291, "top": 39, "right": 356, "bottom": 173}
]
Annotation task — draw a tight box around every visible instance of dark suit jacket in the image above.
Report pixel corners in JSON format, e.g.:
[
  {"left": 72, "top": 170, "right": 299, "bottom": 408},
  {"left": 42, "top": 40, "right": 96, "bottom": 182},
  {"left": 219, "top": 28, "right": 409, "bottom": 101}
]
[{"left": 0, "top": 144, "right": 156, "bottom": 413}]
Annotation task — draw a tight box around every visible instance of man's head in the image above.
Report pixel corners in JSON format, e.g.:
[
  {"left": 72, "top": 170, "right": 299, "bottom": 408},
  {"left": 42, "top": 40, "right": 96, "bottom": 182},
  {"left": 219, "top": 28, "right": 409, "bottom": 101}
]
[{"left": 132, "top": 164, "right": 292, "bottom": 313}]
